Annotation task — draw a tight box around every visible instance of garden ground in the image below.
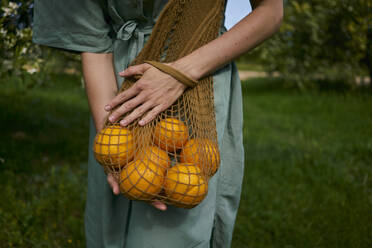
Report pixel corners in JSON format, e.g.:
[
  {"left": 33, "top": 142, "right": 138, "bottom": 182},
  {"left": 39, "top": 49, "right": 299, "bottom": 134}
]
[{"left": 0, "top": 75, "right": 371, "bottom": 247}]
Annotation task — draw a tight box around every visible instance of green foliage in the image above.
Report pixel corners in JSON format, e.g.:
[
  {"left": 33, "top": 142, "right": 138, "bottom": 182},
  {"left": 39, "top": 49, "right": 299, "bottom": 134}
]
[
  {"left": 252, "top": 0, "right": 372, "bottom": 88},
  {"left": 1, "top": 1, "right": 41, "bottom": 80},
  {"left": 0, "top": 1, "right": 81, "bottom": 87}
]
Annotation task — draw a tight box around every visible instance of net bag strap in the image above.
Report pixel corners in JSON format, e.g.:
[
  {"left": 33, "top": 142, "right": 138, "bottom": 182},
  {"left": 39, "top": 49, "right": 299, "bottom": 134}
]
[{"left": 145, "top": 60, "right": 198, "bottom": 88}]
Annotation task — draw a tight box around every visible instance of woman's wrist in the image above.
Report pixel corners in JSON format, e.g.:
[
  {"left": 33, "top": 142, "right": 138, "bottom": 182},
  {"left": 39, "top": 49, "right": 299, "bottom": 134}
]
[
  {"left": 170, "top": 42, "right": 230, "bottom": 82},
  {"left": 170, "top": 55, "right": 208, "bottom": 81}
]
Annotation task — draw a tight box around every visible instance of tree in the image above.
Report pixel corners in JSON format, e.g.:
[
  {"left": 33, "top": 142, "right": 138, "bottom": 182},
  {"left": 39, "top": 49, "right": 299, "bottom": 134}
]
[
  {"left": 1, "top": 1, "right": 39, "bottom": 77},
  {"left": 1, "top": 0, "right": 80, "bottom": 87},
  {"left": 253, "top": 0, "right": 371, "bottom": 88}
]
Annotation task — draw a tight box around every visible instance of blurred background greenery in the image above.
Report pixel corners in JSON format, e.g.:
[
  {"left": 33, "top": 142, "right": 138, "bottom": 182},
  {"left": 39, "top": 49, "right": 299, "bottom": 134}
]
[{"left": 0, "top": 0, "right": 371, "bottom": 247}]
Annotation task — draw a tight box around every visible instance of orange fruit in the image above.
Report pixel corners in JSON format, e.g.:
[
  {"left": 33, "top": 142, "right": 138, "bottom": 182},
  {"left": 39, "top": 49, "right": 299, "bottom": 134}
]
[
  {"left": 154, "top": 118, "right": 189, "bottom": 152},
  {"left": 180, "top": 139, "right": 220, "bottom": 176},
  {"left": 164, "top": 163, "right": 208, "bottom": 208},
  {"left": 93, "top": 125, "right": 135, "bottom": 168},
  {"left": 136, "top": 146, "right": 171, "bottom": 173},
  {"left": 120, "top": 159, "right": 164, "bottom": 200}
]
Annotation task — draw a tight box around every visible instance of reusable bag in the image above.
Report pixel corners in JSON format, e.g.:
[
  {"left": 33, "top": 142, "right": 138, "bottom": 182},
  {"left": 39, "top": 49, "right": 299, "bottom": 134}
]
[{"left": 94, "top": 0, "right": 225, "bottom": 208}]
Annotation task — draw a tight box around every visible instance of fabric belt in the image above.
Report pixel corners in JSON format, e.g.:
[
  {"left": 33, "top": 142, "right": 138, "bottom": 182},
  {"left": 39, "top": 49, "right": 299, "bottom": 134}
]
[{"left": 115, "top": 20, "right": 153, "bottom": 69}]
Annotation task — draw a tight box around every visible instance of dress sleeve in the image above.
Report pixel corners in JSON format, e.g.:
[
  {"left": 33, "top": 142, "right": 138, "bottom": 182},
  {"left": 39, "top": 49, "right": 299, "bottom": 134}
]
[{"left": 33, "top": 0, "right": 113, "bottom": 53}]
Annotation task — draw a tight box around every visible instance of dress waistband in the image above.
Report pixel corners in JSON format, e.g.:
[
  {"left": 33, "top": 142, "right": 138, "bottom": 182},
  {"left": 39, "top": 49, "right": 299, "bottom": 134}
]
[
  {"left": 114, "top": 20, "right": 153, "bottom": 68},
  {"left": 114, "top": 19, "right": 226, "bottom": 69}
]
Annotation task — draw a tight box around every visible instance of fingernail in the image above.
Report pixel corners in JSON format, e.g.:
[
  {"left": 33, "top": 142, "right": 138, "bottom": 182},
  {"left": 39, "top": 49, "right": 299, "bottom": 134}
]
[
  {"left": 109, "top": 116, "right": 115, "bottom": 122},
  {"left": 120, "top": 120, "right": 127, "bottom": 126},
  {"left": 104, "top": 105, "right": 111, "bottom": 111},
  {"left": 119, "top": 71, "right": 125, "bottom": 75},
  {"left": 139, "top": 120, "right": 144, "bottom": 125}
]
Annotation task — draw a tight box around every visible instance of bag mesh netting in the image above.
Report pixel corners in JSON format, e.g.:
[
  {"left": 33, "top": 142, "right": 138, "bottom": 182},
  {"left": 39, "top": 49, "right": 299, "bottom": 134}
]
[{"left": 93, "top": 0, "right": 225, "bottom": 208}]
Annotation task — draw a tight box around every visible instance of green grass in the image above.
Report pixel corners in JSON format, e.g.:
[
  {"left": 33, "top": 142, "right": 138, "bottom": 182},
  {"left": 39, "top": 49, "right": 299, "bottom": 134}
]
[
  {"left": 0, "top": 75, "right": 89, "bottom": 247},
  {"left": 232, "top": 78, "right": 372, "bottom": 248},
  {"left": 236, "top": 61, "right": 264, "bottom": 72},
  {"left": 1, "top": 75, "right": 371, "bottom": 247}
]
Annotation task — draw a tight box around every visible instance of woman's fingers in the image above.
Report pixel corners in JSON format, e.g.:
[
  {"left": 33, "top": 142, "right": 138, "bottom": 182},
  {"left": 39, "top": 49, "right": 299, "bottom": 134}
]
[
  {"left": 105, "top": 63, "right": 152, "bottom": 111},
  {"left": 119, "top": 64, "right": 151, "bottom": 77},
  {"left": 108, "top": 92, "right": 146, "bottom": 123},
  {"left": 105, "top": 84, "right": 140, "bottom": 112},
  {"left": 138, "top": 105, "right": 165, "bottom": 126},
  {"left": 120, "top": 100, "right": 155, "bottom": 126},
  {"left": 108, "top": 174, "right": 167, "bottom": 210},
  {"left": 107, "top": 174, "right": 120, "bottom": 195},
  {"left": 105, "top": 63, "right": 187, "bottom": 126},
  {"left": 151, "top": 201, "right": 167, "bottom": 211}
]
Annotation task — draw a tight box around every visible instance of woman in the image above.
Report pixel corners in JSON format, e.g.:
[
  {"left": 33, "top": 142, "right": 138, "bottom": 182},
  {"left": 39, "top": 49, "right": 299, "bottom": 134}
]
[{"left": 33, "top": 0, "right": 283, "bottom": 247}]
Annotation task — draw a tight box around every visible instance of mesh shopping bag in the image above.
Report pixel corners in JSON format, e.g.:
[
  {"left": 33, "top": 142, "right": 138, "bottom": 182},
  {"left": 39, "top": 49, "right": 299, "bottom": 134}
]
[{"left": 94, "top": 0, "right": 225, "bottom": 208}]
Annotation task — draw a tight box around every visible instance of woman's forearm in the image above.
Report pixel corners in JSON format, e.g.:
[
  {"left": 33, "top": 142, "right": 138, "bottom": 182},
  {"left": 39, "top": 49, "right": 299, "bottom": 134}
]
[
  {"left": 172, "top": 0, "right": 283, "bottom": 80},
  {"left": 104, "top": 0, "right": 283, "bottom": 128},
  {"left": 81, "top": 52, "right": 118, "bottom": 132}
]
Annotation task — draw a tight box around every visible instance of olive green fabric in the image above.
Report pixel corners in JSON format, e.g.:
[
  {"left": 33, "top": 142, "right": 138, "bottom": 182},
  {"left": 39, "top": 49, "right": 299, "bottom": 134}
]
[{"left": 33, "top": 1, "right": 244, "bottom": 247}]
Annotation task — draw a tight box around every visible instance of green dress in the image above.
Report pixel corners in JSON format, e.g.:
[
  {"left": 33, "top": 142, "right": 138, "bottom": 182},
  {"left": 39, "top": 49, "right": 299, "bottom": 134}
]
[{"left": 33, "top": 0, "right": 244, "bottom": 247}]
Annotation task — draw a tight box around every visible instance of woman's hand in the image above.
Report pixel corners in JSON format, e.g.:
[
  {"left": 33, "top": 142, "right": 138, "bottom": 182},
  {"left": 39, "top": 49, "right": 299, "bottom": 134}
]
[
  {"left": 104, "top": 62, "right": 191, "bottom": 211},
  {"left": 106, "top": 174, "right": 167, "bottom": 211},
  {"left": 82, "top": 53, "right": 170, "bottom": 210},
  {"left": 105, "top": 63, "right": 187, "bottom": 127}
]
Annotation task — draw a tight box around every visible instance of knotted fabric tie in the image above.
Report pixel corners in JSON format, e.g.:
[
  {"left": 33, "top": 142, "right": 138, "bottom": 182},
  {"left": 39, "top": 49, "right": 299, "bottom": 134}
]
[
  {"left": 144, "top": 60, "right": 198, "bottom": 88},
  {"left": 115, "top": 20, "right": 153, "bottom": 69}
]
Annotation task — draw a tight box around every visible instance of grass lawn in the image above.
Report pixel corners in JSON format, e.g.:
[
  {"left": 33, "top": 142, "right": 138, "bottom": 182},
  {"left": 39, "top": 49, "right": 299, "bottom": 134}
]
[
  {"left": 236, "top": 61, "right": 264, "bottom": 72},
  {"left": 0, "top": 75, "right": 89, "bottom": 247},
  {"left": 232, "top": 78, "right": 372, "bottom": 248},
  {"left": 1, "top": 75, "right": 371, "bottom": 247}
]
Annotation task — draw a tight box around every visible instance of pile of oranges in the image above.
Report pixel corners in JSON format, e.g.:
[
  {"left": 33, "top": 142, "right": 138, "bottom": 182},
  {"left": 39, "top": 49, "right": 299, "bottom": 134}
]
[{"left": 93, "top": 118, "right": 220, "bottom": 208}]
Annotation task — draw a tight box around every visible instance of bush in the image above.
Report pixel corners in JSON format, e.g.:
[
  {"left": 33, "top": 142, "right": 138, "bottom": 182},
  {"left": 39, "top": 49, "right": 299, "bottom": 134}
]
[
  {"left": 246, "top": 0, "right": 372, "bottom": 89},
  {"left": 0, "top": 0, "right": 81, "bottom": 88}
]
